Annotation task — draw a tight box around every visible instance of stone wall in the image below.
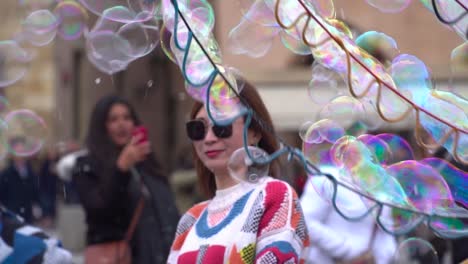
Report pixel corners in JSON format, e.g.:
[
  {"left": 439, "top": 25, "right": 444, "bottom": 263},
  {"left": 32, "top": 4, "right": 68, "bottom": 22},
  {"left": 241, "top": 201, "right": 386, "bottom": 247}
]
[{"left": 0, "top": 0, "right": 56, "bottom": 164}]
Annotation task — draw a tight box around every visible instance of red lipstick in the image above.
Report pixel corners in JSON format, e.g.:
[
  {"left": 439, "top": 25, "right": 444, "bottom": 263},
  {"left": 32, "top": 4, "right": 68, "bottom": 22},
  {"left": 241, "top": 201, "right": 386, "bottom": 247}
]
[{"left": 205, "top": 150, "right": 223, "bottom": 158}]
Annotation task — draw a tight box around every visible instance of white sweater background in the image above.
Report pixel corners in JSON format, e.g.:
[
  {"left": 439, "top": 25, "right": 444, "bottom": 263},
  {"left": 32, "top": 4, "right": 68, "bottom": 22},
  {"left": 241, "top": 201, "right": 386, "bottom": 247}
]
[{"left": 300, "top": 176, "right": 397, "bottom": 264}]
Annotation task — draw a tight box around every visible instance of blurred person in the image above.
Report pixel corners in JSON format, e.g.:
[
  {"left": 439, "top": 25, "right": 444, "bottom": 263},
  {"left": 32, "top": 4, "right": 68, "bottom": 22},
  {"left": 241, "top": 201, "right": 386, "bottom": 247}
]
[
  {"left": 37, "top": 147, "right": 60, "bottom": 228},
  {"left": 0, "top": 204, "right": 73, "bottom": 263},
  {"left": 72, "top": 95, "right": 179, "bottom": 263},
  {"left": 55, "top": 142, "right": 86, "bottom": 204},
  {"left": 300, "top": 167, "right": 397, "bottom": 264},
  {"left": 55, "top": 141, "right": 82, "bottom": 182},
  {"left": 168, "top": 81, "right": 310, "bottom": 263},
  {"left": 0, "top": 137, "right": 41, "bottom": 224}
]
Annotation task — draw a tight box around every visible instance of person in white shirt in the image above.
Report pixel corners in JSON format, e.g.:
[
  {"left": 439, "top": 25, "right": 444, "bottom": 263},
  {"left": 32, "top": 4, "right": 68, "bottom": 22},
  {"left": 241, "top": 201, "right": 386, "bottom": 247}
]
[{"left": 300, "top": 167, "right": 397, "bottom": 264}]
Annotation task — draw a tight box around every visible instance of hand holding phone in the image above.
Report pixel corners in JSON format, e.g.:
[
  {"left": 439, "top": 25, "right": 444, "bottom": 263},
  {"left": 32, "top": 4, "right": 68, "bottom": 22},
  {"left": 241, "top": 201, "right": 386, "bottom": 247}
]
[
  {"left": 118, "top": 126, "right": 150, "bottom": 171},
  {"left": 132, "top": 126, "right": 148, "bottom": 144}
]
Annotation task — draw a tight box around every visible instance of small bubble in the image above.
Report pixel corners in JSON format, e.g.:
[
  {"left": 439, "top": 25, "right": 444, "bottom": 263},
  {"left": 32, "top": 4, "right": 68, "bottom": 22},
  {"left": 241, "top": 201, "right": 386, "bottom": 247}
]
[
  {"left": 95, "top": 78, "right": 101, "bottom": 84},
  {"left": 147, "top": 80, "right": 154, "bottom": 87}
]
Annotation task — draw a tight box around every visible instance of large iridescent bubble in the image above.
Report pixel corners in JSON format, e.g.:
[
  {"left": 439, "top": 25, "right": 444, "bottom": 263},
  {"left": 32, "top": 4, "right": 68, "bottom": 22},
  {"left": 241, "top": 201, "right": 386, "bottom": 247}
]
[
  {"left": 4, "top": 109, "right": 47, "bottom": 157},
  {"left": 117, "top": 22, "right": 159, "bottom": 58},
  {"left": 391, "top": 54, "right": 433, "bottom": 106},
  {"left": 421, "top": 157, "right": 467, "bottom": 208},
  {"left": 308, "top": 62, "right": 345, "bottom": 105},
  {"left": 317, "top": 95, "right": 365, "bottom": 128},
  {"left": 356, "top": 31, "right": 399, "bottom": 65},
  {"left": 228, "top": 8, "right": 279, "bottom": 58},
  {"left": 357, "top": 134, "right": 393, "bottom": 165},
  {"left": 301, "top": 119, "right": 345, "bottom": 168},
  {"left": 21, "top": 9, "right": 59, "bottom": 47},
  {"left": 394, "top": 238, "right": 439, "bottom": 264},
  {"left": 331, "top": 136, "right": 408, "bottom": 206},
  {"left": 376, "top": 133, "right": 414, "bottom": 164},
  {"left": 451, "top": 42, "right": 467, "bottom": 75},
  {"left": 78, "top": 0, "right": 158, "bottom": 23},
  {"left": 0, "top": 41, "right": 31, "bottom": 87},
  {"left": 228, "top": 146, "right": 270, "bottom": 184},
  {"left": 53, "top": 1, "right": 89, "bottom": 41},
  {"left": 86, "top": 31, "right": 133, "bottom": 74},
  {"left": 207, "top": 68, "right": 247, "bottom": 123},
  {"left": 387, "top": 161, "right": 455, "bottom": 214},
  {"left": 85, "top": 7, "right": 159, "bottom": 74},
  {"left": 366, "top": 0, "right": 412, "bottom": 13},
  {"left": 419, "top": 0, "right": 468, "bottom": 41}
]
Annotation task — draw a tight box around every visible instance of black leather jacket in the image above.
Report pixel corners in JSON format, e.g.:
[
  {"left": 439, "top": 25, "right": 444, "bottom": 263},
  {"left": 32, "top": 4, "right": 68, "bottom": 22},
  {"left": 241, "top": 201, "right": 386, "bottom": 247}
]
[{"left": 72, "top": 155, "right": 179, "bottom": 263}]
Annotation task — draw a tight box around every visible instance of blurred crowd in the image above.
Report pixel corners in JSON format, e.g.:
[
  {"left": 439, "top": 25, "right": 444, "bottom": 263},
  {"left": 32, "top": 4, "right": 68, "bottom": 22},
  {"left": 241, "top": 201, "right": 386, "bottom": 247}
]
[{"left": 0, "top": 138, "right": 82, "bottom": 228}]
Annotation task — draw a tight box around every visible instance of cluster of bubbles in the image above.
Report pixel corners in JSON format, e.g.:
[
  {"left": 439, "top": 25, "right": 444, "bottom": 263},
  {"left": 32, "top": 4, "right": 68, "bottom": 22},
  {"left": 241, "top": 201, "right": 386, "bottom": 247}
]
[
  {"left": 0, "top": 0, "right": 89, "bottom": 87},
  {"left": 86, "top": 6, "right": 159, "bottom": 74},
  {"left": 231, "top": 0, "right": 467, "bottom": 164},
  {"left": 300, "top": 118, "right": 467, "bottom": 237},
  {"left": 160, "top": 0, "right": 248, "bottom": 123},
  {"left": 0, "top": 96, "right": 47, "bottom": 159},
  {"left": 0, "top": 0, "right": 162, "bottom": 85},
  {"left": 367, "top": 0, "right": 467, "bottom": 41}
]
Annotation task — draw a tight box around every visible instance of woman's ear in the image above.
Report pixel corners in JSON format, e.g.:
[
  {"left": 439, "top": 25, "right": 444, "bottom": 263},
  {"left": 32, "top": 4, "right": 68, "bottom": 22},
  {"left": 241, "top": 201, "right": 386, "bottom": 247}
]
[{"left": 248, "top": 129, "right": 262, "bottom": 146}]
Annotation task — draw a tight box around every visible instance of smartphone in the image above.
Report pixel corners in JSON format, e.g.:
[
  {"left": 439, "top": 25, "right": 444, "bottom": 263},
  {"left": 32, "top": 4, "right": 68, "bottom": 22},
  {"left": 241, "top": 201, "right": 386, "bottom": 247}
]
[{"left": 132, "top": 126, "right": 148, "bottom": 144}]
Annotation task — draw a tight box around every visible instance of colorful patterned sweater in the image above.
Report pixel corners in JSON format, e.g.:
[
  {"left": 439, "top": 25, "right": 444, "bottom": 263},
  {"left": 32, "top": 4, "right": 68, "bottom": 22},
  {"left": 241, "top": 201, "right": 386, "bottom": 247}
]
[{"left": 168, "top": 177, "right": 310, "bottom": 263}]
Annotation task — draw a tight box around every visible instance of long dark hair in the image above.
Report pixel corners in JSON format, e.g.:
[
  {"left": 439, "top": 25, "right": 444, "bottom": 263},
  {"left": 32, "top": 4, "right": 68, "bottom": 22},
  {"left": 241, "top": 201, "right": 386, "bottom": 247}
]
[
  {"left": 190, "top": 80, "right": 280, "bottom": 198},
  {"left": 86, "top": 95, "right": 165, "bottom": 181}
]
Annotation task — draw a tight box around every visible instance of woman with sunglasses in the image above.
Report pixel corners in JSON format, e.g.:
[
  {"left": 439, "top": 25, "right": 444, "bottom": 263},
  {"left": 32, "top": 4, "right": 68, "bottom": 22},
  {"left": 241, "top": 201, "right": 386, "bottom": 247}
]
[
  {"left": 72, "top": 95, "right": 179, "bottom": 263},
  {"left": 168, "top": 80, "right": 310, "bottom": 263}
]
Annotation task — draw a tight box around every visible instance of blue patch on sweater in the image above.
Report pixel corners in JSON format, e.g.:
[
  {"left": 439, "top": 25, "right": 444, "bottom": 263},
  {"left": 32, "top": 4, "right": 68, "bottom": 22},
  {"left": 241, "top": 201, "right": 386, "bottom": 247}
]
[
  {"left": 196, "top": 190, "right": 253, "bottom": 238},
  {"left": 3, "top": 233, "right": 46, "bottom": 264},
  {"left": 260, "top": 241, "right": 296, "bottom": 254}
]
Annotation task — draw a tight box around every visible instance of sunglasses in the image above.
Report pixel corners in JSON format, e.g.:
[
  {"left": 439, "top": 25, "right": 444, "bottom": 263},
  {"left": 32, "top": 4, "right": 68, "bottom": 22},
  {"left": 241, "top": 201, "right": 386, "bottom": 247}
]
[{"left": 186, "top": 120, "right": 233, "bottom": 141}]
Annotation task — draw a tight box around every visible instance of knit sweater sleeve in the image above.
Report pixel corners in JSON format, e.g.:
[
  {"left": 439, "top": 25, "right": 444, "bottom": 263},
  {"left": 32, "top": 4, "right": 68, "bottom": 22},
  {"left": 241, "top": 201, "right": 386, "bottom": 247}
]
[
  {"left": 255, "top": 180, "right": 310, "bottom": 264},
  {"left": 167, "top": 201, "right": 209, "bottom": 264}
]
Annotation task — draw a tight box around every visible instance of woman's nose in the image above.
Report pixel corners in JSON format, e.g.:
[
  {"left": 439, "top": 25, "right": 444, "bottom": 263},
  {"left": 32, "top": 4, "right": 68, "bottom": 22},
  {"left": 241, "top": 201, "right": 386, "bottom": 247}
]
[{"left": 204, "top": 126, "right": 218, "bottom": 142}]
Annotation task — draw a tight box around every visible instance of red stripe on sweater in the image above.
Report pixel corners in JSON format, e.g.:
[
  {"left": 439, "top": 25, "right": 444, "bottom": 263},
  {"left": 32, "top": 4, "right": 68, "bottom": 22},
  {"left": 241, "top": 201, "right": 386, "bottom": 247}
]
[{"left": 258, "top": 181, "right": 288, "bottom": 233}]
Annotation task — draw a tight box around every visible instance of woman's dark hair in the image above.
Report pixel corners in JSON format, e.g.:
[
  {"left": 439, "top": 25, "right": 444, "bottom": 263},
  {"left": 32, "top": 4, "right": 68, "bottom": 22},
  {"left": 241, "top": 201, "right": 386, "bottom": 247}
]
[
  {"left": 190, "top": 80, "right": 280, "bottom": 198},
  {"left": 86, "top": 95, "right": 165, "bottom": 181}
]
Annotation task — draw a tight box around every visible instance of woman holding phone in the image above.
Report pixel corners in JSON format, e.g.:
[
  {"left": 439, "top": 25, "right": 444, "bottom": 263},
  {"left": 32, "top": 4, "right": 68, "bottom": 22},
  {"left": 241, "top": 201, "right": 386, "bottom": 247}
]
[{"left": 72, "top": 95, "right": 179, "bottom": 264}]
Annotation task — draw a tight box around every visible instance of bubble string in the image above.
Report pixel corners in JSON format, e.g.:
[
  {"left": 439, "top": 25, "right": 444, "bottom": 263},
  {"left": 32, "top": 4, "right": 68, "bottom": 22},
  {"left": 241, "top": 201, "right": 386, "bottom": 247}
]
[
  {"left": 414, "top": 111, "right": 462, "bottom": 160},
  {"left": 430, "top": 0, "right": 467, "bottom": 39},
  {"left": 373, "top": 81, "right": 413, "bottom": 122},
  {"left": 431, "top": 0, "right": 467, "bottom": 25},
  {"left": 271, "top": 0, "right": 468, "bottom": 164},
  {"left": 170, "top": 0, "right": 299, "bottom": 135},
  {"left": 281, "top": 0, "right": 466, "bottom": 137},
  {"left": 295, "top": 0, "right": 465, "bottom": 126},
  {"left": 167, "top": 0, "right": 468, "bottom": 238}
]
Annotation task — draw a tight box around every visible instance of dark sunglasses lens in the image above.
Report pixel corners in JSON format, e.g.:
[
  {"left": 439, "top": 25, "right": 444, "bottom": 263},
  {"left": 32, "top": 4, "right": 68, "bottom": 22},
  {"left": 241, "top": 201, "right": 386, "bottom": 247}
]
[
  {"left": 186, "top": 121, "right": 206, "bottom": 140},
  {"left": 212, "top": 125, "right": 232, "bottom": 139}
]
